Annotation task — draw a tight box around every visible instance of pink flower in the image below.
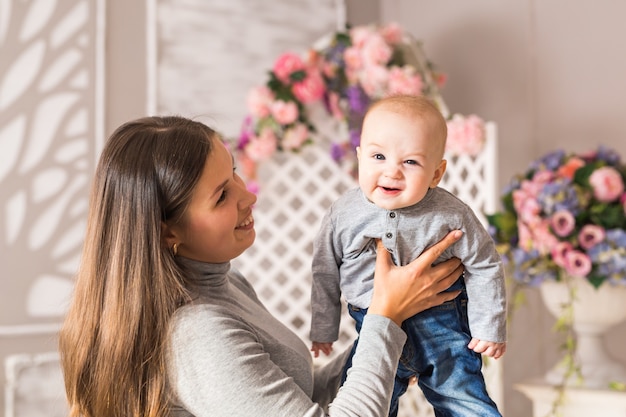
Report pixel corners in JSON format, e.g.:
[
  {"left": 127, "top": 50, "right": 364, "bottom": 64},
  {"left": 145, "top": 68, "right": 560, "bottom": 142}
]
[
  {"left": 350, "top": 26, "right": 374, "bottom": 48},
  {"left": 531, "top": 220, "right": 559, "bottom": 255},
  {"left": 380, "top": 22, "right": 403, "bottom": 44},
  {"left": 589, "top": 166, "right": 625, "bottom": 202},
  {"left": 273, "top": 52, "right": 306, "bottom": 84},
  {"left": 512, "top": 188, "right": 540, "bottom": 222},
  {"left": 343, "top": 47, "right": 363, "bottom": 71},
  {"left": 564, "top": 250, "right": 592, "bottom": 277},
  {"left": 578, "top": 224, "right": 605, "bottom": 250},
  {"left": 359, "top": 64, "right": 389, "bottom": 98},
  {"left": 246, "top": 180, "right": 260, "bottom": 195},
  {"left": 270, "top": 100, "right": 298, "bottom": 125},
  {"left": 246, "top": 86, "right": 274, "bottom": 118},
  {"left": 244, "top": 128, "right": 278, "bottom": 161},
  {"left": 551, "top": 241, "right": 573, "bottom": 268},
  {"left": 387, "top": 66, "right": 423, "bottom": 96},
  {"left": 237, "top": 152, "right": 258, "bottom": 180},
  {"left": 282, "top": 123, "right": 310, "bottom": 150},
  {"left": 328, "top": 91, "right": 345, "bottom": 120},
  {"left": 557, "top": 157, "right": 585, "bottom": 179},
  {"left": 550, "top": 210, "right": 576, "bottom": 237},
  {"left": 292, "top": 70, "right": 325, "bottom": 103},
  {"left": 361, "top": 33, "right": 393, "bottom": 66},
  {"left": 445, "top": 114, "right": 486, "bottom": 156}
]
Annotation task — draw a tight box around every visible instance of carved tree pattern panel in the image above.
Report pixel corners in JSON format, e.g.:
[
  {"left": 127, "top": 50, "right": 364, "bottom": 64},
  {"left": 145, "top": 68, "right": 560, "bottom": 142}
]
[
  {"left": 232, "top": 124, "right": 502, "bottom": 416},
  {"left": 0, "top": 0, "right": 103, "bottom": 415},
  {"left": 0, "top": 0, "right": 101, "bottom": 327}
]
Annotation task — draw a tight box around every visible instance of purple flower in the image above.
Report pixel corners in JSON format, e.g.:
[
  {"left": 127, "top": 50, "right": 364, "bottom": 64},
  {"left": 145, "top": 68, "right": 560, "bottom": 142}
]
[
  {"left": 330, "top": 143, "right": 345, "bottom": 162},
  {"left": 349, "top": 128, "right": 361, "bottom": 149},
  {"left": 529, "top": 149, "right": 565, "bottom": 172},
  {"left": 595, "top": 145, "right": 622, "bottom": 166},
  {"left": 346, "top": 85, "right": 370, "bottom": 115},
  {"left": 538, "top": 178, "right": 582, "bottom": 215}
]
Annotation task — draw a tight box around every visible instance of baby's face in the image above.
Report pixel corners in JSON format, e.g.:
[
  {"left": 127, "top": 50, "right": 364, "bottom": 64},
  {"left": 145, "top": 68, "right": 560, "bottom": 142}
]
[{"left": 357, "top": 108, "right": 446, "bottom": 210}]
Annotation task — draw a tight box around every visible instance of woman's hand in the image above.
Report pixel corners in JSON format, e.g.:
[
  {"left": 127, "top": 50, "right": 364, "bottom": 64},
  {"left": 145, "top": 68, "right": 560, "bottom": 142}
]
[{"left": 368, "top": 230, "right": 464, "bottom": 326}]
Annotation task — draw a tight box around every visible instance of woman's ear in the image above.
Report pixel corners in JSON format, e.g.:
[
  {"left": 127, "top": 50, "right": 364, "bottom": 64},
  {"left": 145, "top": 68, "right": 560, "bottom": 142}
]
[
  {"left": 429, "top": 159, "right": 447, "bottom": 188},
  {"left": 161, "top": 221, "right": 179, "bottom": 251}
]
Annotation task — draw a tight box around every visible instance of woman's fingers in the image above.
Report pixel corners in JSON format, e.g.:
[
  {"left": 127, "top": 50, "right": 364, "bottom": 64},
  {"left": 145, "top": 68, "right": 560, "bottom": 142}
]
[
  {"left": 415, "top": 230, "right": 463, "bottom": 267},
  {"left": 369, "top": 231, "right": 464, "bottom": 325}
]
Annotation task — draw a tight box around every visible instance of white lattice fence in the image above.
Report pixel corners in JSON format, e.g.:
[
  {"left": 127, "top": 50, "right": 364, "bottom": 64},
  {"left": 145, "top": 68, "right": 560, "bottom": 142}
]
[{"left": 232, "top": 122, "right": 502, "bottom": 416}]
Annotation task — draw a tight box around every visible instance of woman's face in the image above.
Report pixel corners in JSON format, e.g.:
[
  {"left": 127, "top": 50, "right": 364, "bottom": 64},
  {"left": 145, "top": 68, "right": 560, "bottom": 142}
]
[{"left": 168, "top": 139, "right": 257, "bottom": 263}]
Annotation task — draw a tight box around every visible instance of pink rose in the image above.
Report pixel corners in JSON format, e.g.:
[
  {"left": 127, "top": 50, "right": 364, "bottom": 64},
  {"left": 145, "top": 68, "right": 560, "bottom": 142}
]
[
  {"left": 564, "top": 250, "right": 592, "bottom": 277},
  {"left": 512, "top": 188, "right": 540, "bottom": 222},
  {"left": 273, "top": 52, "right": 306, "bottom": 84},
  {"left": 578, "top": 224, "right": 605, "bottom": 250},
  {"left": 328, "top": 91, "right": 345, "bottom": 120},
  {"left": 589, "top": 166, "right": 624, "bottom": 202},
  {"left": 343, "top": 47, "right": 363, "bottom": 71},
  {"left": 359, "top": 64, "right": 389, "bottom": 98},
  {"left": 551, "top": 241, "right": 573, "bottom": 268},
  {"left": 350, "top": 26, "right": 374, "bottom": 48},
  {"left": 246, "top": 86, "right": 274, "bottom": 118},
  {"left": 361, "top": 33, "right": 392, "bottom": 66},
  {"left": 550, "top": 210, "right": 576, "bottom": 237},
  {"left": 281, "top": 123, "right": 310, "bottom": 150},
  {"left": 380, "top": 22, "right": 403, "bottom": 44},
  {"left": 244, "top": 128, "right": 278, "bottom": 161},
  {"left": 237, "top": 152, "right": 258, "bottom": 180},
  {"left": 270, "top": 100, "right": 298, "bottom": 125},
  {"left": 531, "top": 220, "right": 559, "bottom": 255},
  {"left": 292, "top": 70, "right": 325, "bottom": 103},
  {"left": 387, "top": 66, "right": 423, "bottom": 96},
  {"left": 445, "top": 114, "right": 486, "bottom": 156}
]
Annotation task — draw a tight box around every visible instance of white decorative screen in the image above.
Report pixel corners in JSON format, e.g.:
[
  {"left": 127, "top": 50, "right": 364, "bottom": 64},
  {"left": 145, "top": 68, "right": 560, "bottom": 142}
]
[{"left": 233, "top": 122, "right": 502, "bottom": 415}]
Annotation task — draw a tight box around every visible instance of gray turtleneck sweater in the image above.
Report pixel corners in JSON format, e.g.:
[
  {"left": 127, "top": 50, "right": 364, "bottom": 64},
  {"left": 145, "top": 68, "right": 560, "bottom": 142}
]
[{"left": 165, "top": 258, "right": 406, "bottom": 417}]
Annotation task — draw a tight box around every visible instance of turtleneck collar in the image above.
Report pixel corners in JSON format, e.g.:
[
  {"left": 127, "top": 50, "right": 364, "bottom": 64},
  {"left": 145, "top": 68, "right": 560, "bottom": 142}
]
[{"left": 176, "top": 256, "right": 231, "bottom": 288}]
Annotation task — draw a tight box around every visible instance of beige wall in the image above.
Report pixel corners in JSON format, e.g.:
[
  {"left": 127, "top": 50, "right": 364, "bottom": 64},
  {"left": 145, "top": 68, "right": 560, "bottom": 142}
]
[
  {"left": 2, "top": 0, "right": 625, "bottom": 416},
  {"left": 368, "top": 1, "right": 626, "bottom": 416}
]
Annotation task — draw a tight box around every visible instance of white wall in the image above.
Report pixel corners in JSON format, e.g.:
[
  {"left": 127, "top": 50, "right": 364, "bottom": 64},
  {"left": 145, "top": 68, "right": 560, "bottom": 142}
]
[
  {"left": 373, "top": 1, "right": 626, "bottom": 416},
  {"left": 2, "top": 1, "right": 625, "bottom": 416}
]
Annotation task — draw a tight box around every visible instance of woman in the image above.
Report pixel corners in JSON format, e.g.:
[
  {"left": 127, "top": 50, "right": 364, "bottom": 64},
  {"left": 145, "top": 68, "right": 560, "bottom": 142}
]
[{"left": 59, "top": 116, "right": 463, "bottom": 417}]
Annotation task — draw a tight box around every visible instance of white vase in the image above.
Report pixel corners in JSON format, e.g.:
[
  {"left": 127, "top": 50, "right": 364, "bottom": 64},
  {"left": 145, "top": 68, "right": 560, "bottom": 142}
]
[{"left": 539, "top": 275, "right": 626, "bottom": 388}]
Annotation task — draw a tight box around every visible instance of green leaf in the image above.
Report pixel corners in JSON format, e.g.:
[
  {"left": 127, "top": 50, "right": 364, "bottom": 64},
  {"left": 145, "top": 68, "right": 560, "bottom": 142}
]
[
  {"left": 591, "top": 203, "right": 626, "bottom": 228},
  {"left": 609, "top": 381, "right": 626, "bottom": 391},
  {"left": 289, "top": 70, "right": 307, "bottom": 83},
  {"left": 486, "top": 211, "right": 517, "bottom": 243}
]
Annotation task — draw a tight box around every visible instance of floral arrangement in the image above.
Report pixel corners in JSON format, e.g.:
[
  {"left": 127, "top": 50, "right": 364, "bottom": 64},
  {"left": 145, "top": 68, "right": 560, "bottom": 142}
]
[
  {"left": 487, "top": 146, "right": 626, "bottom": 289},
  {"left": 234, "top": 22, "right": 487, "bottom": 190}
]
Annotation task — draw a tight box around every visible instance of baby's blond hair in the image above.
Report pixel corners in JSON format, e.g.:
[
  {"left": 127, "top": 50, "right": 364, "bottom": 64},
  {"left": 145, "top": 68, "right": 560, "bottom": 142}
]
[{"left": 365, "top": 94, "right": 448, "bottom": 158}]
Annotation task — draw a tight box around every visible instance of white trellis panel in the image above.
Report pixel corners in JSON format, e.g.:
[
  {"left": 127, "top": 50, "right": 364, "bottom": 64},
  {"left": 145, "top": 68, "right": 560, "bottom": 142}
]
[{"left": 232, "top": 122, "right": 502, "bottom": 416}]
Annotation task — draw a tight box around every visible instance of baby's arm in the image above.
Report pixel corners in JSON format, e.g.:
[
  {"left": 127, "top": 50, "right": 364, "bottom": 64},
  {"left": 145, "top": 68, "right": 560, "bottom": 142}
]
[
  {"left": 311, "top": 341, "right": 333, "bottom": 358},
  {"left": 468, "top": 338, "right": 506, "bottom": 359}
]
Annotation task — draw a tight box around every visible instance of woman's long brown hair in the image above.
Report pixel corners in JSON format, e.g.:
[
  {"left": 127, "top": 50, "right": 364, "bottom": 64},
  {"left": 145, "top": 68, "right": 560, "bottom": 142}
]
[{"left": 59, "top": 116, "right": 215, "bottom": 417}]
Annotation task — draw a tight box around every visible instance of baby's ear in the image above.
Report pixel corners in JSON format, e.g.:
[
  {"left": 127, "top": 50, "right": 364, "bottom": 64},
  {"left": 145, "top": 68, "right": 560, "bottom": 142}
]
[
  {"left": 430, "top": 159, "right": 447, "bottom": 188},
  {"left": 356, "top": 146, "right": 362, "bottom": 161}
]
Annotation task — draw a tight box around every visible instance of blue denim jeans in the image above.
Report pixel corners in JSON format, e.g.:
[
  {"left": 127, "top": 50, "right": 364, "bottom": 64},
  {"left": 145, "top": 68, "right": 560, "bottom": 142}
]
[{"left": 341, "top": 278, "right": 501, "bottom": 417}]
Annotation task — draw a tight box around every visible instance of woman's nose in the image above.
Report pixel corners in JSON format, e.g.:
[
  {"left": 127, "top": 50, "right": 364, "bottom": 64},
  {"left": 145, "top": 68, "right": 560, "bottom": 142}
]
[{"left": 236, "top": 175, "right": 257, "bottom": 208}]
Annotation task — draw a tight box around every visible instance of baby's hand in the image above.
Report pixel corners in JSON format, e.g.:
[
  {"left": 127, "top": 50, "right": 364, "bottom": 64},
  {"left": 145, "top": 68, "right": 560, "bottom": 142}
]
[
  {"left": 311, "top": 342, "right": 333, "bottom": 358},
  {"left": 467, "top": 338, "right": 506, "bottom": 359}
]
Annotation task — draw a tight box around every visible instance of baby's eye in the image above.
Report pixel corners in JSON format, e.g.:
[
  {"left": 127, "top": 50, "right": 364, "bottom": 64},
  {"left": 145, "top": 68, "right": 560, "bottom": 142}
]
[
  {"left": 405, "top": 159, "right": 418, "bottom": 165},
  {"left": 373, "top": 153, "right": 385, "bottom": 160}
]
